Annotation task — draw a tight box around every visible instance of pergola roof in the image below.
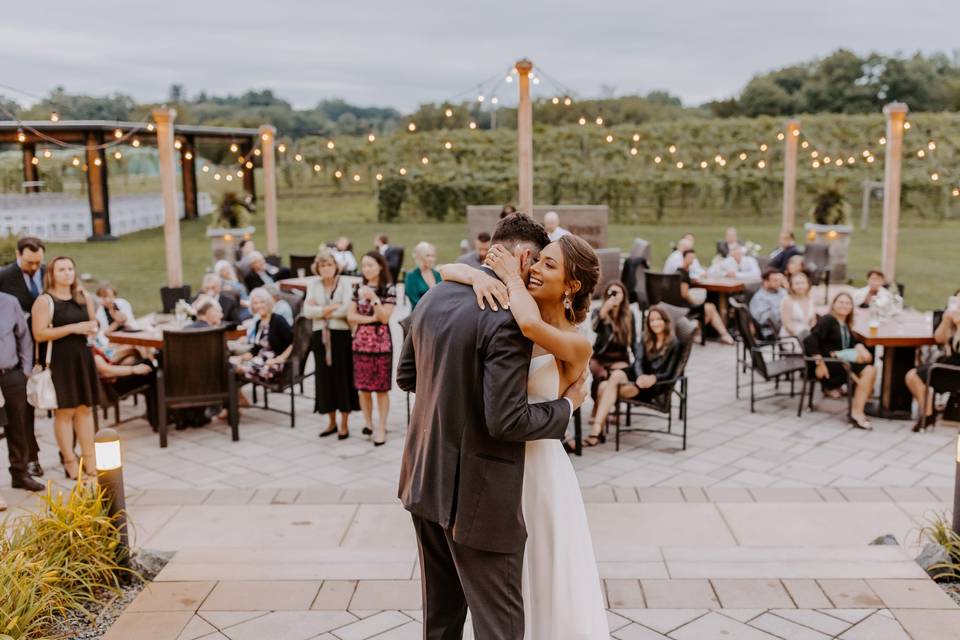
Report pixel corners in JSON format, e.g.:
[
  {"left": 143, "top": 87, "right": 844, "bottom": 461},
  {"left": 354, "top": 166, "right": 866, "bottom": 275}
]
[{"left": 0, "top": 120, "right": 260, "bottom": 144}]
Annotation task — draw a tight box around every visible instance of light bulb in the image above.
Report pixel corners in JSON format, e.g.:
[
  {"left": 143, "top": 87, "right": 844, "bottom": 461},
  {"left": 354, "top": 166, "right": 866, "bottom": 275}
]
[
  {"left": 632, "top": 134, "right": 640, "bottom": 142},
  {"left": 237, "top": 170, "right": 243, "bottom": 177},
  {"left": 114, "top": 128, "right": 122, "bottom": 139},
  {"left": 801, "top": 141, "right": 809, "bottom": 149},
  {"left": 792, "top": 129, "right": 800, "bottom": 136},
  {"left": 904, "top": 121, "right": 911, "bottom": 130},
  {"left": 31, "top": 157, "right": 39, "bottom": 165},
  {"left": 94, "top": 158, "right": 102, "bottom": 166},
  {"left": 72, "top": 157, "right": 80, "bottom": 166},
  {"left": 928, "top": 141, "right": 936, "bottom": 150},
  {"left": 147, "top": 123, "right": 155, "bottom": 132},
  {"left": 245, "top": 161, "right": 253, "bottom": 169},
  {"left": 879, "top": 137, "right": 886, "bottom": 145},
  {"left": 578, "top": 117, "right": 586, "bottom": 126},
  {"left": 811, "top": 151, "right": 819, "bottom": 158},
  {"left": 757, "top": 160, "right": 766, "bottom": 168},
  {"left": 408, "top": 123, "right": 416, "bottom": 132},
  {"left": 376, "top": 173, "right": 383, "bottom": 181},
  {"left": 563, "top": 97, "right": 572, "bottom": 106},
  {"left": 421, "top": 156, "right": 429, "bottom": 164},
  {"left": 490, "top": 97, "right": 498, "bottom": 105},
  {"left": 278, "top": 144, "right": 286, "bottom": 153},
  {"left": 834, "top": 158, "right": 842, "bottom": 166},
  {"left": 823, "top": 156, "right": 831, "bottom": 164},
  {"left": 847, "top": 157, "right": 854, "bottom": 164},
  {"left": 867, "top": 156, "right": 875, "bottom": 163},
  {"left": 760, "top": 144, "right": 768, "bottom": 151},
  {"left": 505, "top": 76, "right": 513, "bottom": 83},
  {"left": 225, "top": 174, "right": 233, "bottom": 181},
  {"left": 668, "top": 145, "right": 677, "bottom": 154},
  {"left": 654, "top": 156, "right": 662, "bottom": 164},
  {"left": 862, "top": 149, "right": 870, "bottom": 157},
  {"left": 714, "top": 154, "right": 722, "bottom": 163},
  {"left": 552, "top": 97, "right": 560, "bottom": 104},
  {"left": 917, "top": 150, "right": 925, "bottom": 158},
  {"left": 469, "top": 121, "right": 477, "bottom": 129},
  {"left": 477, "top": 95, "right": 484, "bottom": 103},
  {"left": 353, "top": 174, "right": 361, "bottom": 182},
  {"left": 676, "top": 161, "right": 684, "bottom": 169},
  {"left": 605, "top": 135, "right": 613, "bottom": 143},
  {"left": 953, "top": 188, "right": 960, "bottom": 197},
  {"left": 399, "top": 167, "right": 407, "bottom": 175},
  {"left": 777, "top": 133, "right": 785, "bottom": 141},
  {"left": 214, "top": 173, "right": 221, "bottom": 180},
  {"left": 595, "top": 117, "right": 603, "bottom": 125},
  {"left": 253, "top": 149, "right": 261, "bottom": 156},
  {"left": 17, "top": 131, "right": 26, "bottom": 143},
  {"left": 444, "top": 141, "right": 453, "bottom": 150},
  {"left": 700, "top": 161, "right": 708, "bottom": 169},
  {"left": 630, "top": 147, "right": 638, "bottom": 156},
  {"left": 50, "top": 111, "right": 59, "bottom": 122},
  {"left": 533, "top": 78, "right": 540, "bottom": 85},
  {"left": 295, "top": 154, "right": 303, "bottom": 162},
  {"left": 739, "top": 152, "right": 747, "bottom": 160},
  {"left": 327, "top": 140, "right": 335, "bottom": 149},
  {"left": 43, "top": 150, "right": 52, "bottom": 158},
  {"left": 202, "top": 165, "right": 209, "bottom": 172},
  {"left": 444, "top": 108, "right": 453, "bottom": 117},
  {"left": 174, "top": 140, "right": 182, "bottom": 149},
  {"left": 334, "top": 170, "right": 343, "bottom": 178},
  {"left": 230, "top": 143, "right": 239, "bottom": 153},
  {"left": 184, "top": 151, "right": 193, "bottom": 160},
  {"left": 313, "top": 164, "right": 321, "bottom": 172},
  {"left": 812, "top": 161, "right": 820, "bottom": 168},
  {"left": 931, "top": 172, "right": 939, "bottom": 181},
  {"left": 132, "top": 139, "right": 140, "bottom": 147}
]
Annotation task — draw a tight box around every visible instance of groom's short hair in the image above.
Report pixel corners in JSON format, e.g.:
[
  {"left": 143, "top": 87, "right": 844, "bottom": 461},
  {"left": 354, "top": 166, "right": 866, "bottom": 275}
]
[{"left": 491, "top": 213, "right": 550, "bottom": 250}]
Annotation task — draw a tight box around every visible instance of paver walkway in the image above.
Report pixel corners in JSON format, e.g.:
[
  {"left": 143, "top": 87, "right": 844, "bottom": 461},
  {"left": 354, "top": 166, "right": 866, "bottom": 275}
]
[{"left": 2, "top": 324, "right": 958, "bottom": 638}]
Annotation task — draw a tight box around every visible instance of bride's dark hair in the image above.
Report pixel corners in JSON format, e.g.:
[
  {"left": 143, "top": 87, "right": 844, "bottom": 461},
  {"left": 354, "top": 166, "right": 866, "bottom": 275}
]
[{"left": 557, "top": 235, "right": 599, "bottom": 324}]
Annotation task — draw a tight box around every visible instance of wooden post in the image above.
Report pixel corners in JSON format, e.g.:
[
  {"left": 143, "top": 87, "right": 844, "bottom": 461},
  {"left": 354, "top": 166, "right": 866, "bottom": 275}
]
[
  {"left": 258, "top": 125, "right": 279, "bottom": 257},
  {"left": 85, "top": 132, "right": 113, "bottom": 240},
  {"left": 881, "top": 102, "right": 908, "bottom": 282},
  {"left": 515, "top": 59, "right": 534, "bottom": 215},
  {"left": 153, "top": 107, "right": 183, "bottom": 287},
  {"left": 781, "top": 119, "right": 800, "bottom": 232},
  {"left": 180, "top": 134, "right": 198, "bottom": 219},
  {"left": 21, "top": 143, "right": 39, "bottom": 193}
]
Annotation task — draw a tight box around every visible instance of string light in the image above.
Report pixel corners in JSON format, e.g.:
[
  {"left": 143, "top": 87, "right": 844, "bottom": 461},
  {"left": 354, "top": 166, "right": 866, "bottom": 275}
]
[
  {"left": 132, "top": 139, "right": 140, "bottom": 147},
  {"left": 353, "top": 173, "right": 361, "bottom": 182},
  {"left": 563, "top": 97, "right": 572, "bottom": 106},
  {"left": 408, "top": 123, "right": 417, "bottom": 132},
  {"left": 71, "top": 157, "right": 80, "bottom": 166},
  {"left": 759, "top": 144, "right": 768, "bottom": 152},
  {"left": 245, "top": 161, "right": 253, "bottom": 169},
  {"left": 147, "top": 123, "right": 155, "bottom": 132},
  {"left": 668, "top": 145, "right": 677, "bottom": 154},
  {"left": 879, "top": 137, "right": 886, "bottom": 145},
  {"left": 421, "top": 156, "right": 429, "bottom": 164},
  {"left": 823, "top": 156, "right": 831, "bottom": 164},
  {"left": 202, "top": 165, "right": 209, "bottom": 172},
  {"left": 16, "top": 130, "right": 25, "bottom": 143},
  {"left": 811, "top": 151, "right": 819, "bottom": 158},
  {"left": 595, "top": 117, "right": 603, "bottom": 125},
  {"left": 399, "top": 167, "right": 407, "bottom": 175},
  {"left": 801, "top": 141, "right": 809, "bottom": 149},
  {"left": 237, "top": 170, "right": 243, "bottom": 177},
  {"left": 846, "top": 156, "right": 855, "bottom": 164},
  {"left": 50, "top": 111, "right": 59, "bottom": 122},
  {"left": 444, "top": 108, "right": 454, "bottom": 117},
  {"left": 334, "top": 170, "right": 343, "bottom": 178},
  {"left": 184, "top": 151, "right": 193, "bottom": 160},
  {"left": 114, "top": 128, "right": 122, "bottom": 139},
  {"left": 491, "top": 97, "right": 499, "bottom": 104},
  {"left": 917, "top": 149, "right": 925, "bottom": 158},
  {"left": 928, "top": 140, "right": 936, "bottom": 150},
  {"left": 477, "top": 95, "right": 485, "bottom": 103},
  {"left": 953, "top": 188, "right": 960, "bottom": 197},
  {"left": 174, "top": 140, "right": 182, "bottom": 150},
  {"left": 444, "top": 141, "right": 453, "bottom": 150},
  {"left": 834, "top": 158, "right": 843, "bottom": 166},
  {"left": 777, "top": 133, "right": 785, "bottom": 141},
  {"left": 294, "top": 153, "right": 303, "bottom": 162},
  {"left": 578, "top": 117, "right": 586, "bottom": 126},
  {"left": 367, "top": 133, "right": 376, "bottom": 142},
  {"left": 675, "top": 161, "right": 684, "bottom": 169},
  {"left": 812, "top": 161, "right": 821, "bottom": 168},
  {"left": 230, "top": 143, "right": 239, "bottom": 153},
  {"left": 700, "top": 161, "right": 708, "bottom": 169},
  {"left": 278, "top": 144, "right": 286, "bottom": 153},
  {"left": 739, "top": 152, "right": 747, "bottom": 160},
  {"left": 629, "top": 147, "right": 638, "bottom": 155},
  {"left": 654, "top": 156, "right": 662, "bottom": 164},
  {"left": 225, "top": 174, "right": 233, "bottom": 182},
  {"left": 866, "top": 156, "right": 875, "bottom": 163},
  {"left": 93, "top": 157, "right": 102, "bottom": 166},
  {"left": 376, "top": 173, "right": 383, "bottom": 181},
  {"left": 505, "top": 75, "right": 513, "bottom": 83},
  {"left": 862, "top": 149, "right": 870, "bottom": 157},
  {"left": 931, "top": 172, "right": 939, "bottom": 181},
  {"left": 253, "top": 149, "right": 261, "bottom": 156},
  {"left": 632, "top": 134, "right": 640, "bottom": 142},
  {"left": 605, "top": 135, "right": 613, "bottom": 143},
  {"left": 327, "top": 140, "right": 336, "bottom": 149},
  {"left": 903, "top": 121, "right": 911, "bottom": 130},
  {"left": 552, "top": 97, "right": 560, "bottom": 104},
  {"left": 214, "top": 173, "right": 221, "bottom": 181},
  {"left": 757, "top": 160, "right": 766, "bottom": 168},
  {"left": 532, "top": 77, "right": 540, "bottom": 85},
  {"left": 469, "top": 121, "right": 477, "bottom": 129},
  {"left": 313, "top": 164, "right": 321, "bottom": 172},
  {"left": 792, "top": 129, "right": 800, "bottom": 137},
  {"left": 30, "top": 157, "right": 39, "bottom": 165},
  {"left": 714, "top": 154, "right": 723, "bottom": 163},
  {"left": 42, "top": 149, "right": 51, "bottom": 158}
]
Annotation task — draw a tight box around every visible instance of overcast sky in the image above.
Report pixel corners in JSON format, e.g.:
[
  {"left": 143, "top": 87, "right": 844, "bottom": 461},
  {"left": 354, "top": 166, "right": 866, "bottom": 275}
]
[{"left": 3, "top": 0, "right": 958, "bottom": 113}]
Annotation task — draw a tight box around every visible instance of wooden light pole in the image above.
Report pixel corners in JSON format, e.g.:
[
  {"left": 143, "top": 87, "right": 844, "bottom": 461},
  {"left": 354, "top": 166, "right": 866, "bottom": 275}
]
[
  {"left": 781, "top": 119, "right": 800, "bottom": 232},
  {"left": 258, "top": 124, "right": 279, "bottom": 257},
  {"left": 881, "top": 102, "right": 908, "bottom": 282},
  {"left": 153, "top": 107, "right": 183, "bottom": 287},
  {"left": 515, "top": 59, "right": 534, "bottom": 215}
]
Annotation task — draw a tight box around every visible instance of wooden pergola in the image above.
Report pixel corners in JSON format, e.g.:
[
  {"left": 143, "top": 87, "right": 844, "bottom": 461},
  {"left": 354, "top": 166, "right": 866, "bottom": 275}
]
[{"left": 0, "top": 119, "right": 262, "bottom": 239}]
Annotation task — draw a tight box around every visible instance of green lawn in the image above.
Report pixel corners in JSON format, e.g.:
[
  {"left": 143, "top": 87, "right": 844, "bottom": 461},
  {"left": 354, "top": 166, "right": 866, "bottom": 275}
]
[{"left": 51, "top": 185, "right": 955, "bottom": 314}]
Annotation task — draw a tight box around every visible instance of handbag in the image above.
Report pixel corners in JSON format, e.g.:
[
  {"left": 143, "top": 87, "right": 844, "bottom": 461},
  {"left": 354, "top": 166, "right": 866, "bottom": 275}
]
[{"left": 26, "top": 295, "right": 58, "bottom": 410}]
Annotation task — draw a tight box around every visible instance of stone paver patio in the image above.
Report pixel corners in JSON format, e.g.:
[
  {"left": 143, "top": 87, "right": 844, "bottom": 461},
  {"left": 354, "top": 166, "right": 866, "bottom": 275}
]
[{"left": 2, "top": 325, "right": 959, "bottom": 638}]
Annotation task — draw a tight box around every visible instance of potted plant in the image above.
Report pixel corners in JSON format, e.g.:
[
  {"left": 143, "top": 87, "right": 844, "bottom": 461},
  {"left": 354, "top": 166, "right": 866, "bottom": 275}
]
[{"left": 804, "top": 181, "right": 853, "bottom": 282}]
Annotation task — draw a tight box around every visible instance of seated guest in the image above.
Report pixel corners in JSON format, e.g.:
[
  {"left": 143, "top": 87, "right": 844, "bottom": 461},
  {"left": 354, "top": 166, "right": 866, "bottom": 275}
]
[
  {"left": 95, "top": 282, "right": 139, "bottom": 333},
  {"left": 749, "top": 269, "right": 786, "bottom": 340},
  {"left": 543, "top": 211, "right": 570, "bottom": 242},
  {"left": 237, "top": 238, "right": 257, "bottom": 261},
  {"left": 405, "top": 242, "right": 441, "bottom": 310},
  {"left": 804, "top": 292, "right": 877, "bottom": 430},
  {"left": 768, "top": 230, "right": 801, "bottom": 272},
  {"left": 780, "top": 271, "right": 816, "bottom": 340},
  {"left": 710, "top": 243, "right": 761, "bottom": 281},
  {"left": 905, "top": 290, "right": 960, "bottom": 431},
  {"left": 187, "top": 296, "right": 224, "bottom": 328},
  {"left": 678, "top": 250, "right": 734, "bottom": 344},
  {"left": 93, "top": 349, "right": 157, "bottom": 428},
  {"left": 234, "top": 287, "right": 293, "bottom": 383},
  {"left": 456, "top": 232, "right": 491, "bottom": 269},
  {"left": 243, "top": 251, "right": 288, "bottom": 291},
  {"left": 716, "top": 227, "right": 738, "bottom": 258},
  {"left": 264, "top": 284, "right": 294, "bottom": 326},
  {"left": 589, "top": 305, "right": 682, "bottom": 445},
  {"left": 589, "top": 282, "right": 637, "bottom": 404},
  {"left": 785, "top": 254, "right": 805, "bottom": 277},
  {"left": 664, "top": 234, "right": 704, "bottom": 278},
  {"left": 853, "top": 269, "right": 895, "bottom": 308},
  {"left": 332, "top": 237, "right": 358, "bottom": 274},
  {"left": 214, "top": 260, "right": 248, "bottom": 299},
  {"left": 199, "top": 273, "right": 245, "bottom": 324},
  {"left": 374, "top": 234, "right": 404, "bottom": 284}
]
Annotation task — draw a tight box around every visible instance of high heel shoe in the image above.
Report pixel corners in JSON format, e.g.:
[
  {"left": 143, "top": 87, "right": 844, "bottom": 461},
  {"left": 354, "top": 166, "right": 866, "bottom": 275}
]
[
  {"left": 362, "top": 426, "right": 373, "bottom": 437},
  {"left": 912, "top": 407, "right": 941, "bottom": 433},
  {"left": 849, "top": 414, "right": 873, "bottom": 431},
  {"left": 61, "top": 456, "right": 80, "bottom": 481},
  {"left": 372, "top": 431, "right": 386, "bottom": 446}
]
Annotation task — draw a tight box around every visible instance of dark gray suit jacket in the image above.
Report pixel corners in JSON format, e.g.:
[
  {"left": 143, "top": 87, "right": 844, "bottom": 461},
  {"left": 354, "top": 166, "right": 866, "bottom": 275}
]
[{"left": 397, "top": 274, "right": 570, "bottom": 554}]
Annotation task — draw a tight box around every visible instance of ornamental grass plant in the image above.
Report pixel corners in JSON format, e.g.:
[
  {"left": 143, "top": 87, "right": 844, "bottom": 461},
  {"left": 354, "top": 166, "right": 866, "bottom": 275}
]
[
  {"left": 922, "top": 516, "right": 960, "bottom": 582},
  {"left": 0, "top": 475, "right": 133, "bottom": 640}
]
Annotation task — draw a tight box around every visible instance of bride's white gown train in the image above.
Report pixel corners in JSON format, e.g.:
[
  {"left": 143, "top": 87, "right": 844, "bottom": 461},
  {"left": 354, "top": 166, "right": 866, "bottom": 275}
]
[{"left": 522, "top": 354, "right": 609, "bottom": 639}]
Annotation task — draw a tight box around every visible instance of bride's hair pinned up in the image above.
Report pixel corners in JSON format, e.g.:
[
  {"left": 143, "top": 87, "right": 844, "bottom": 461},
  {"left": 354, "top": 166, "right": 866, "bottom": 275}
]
[{"left": 557, "top": 235, "right": 599, "bottom": 325}]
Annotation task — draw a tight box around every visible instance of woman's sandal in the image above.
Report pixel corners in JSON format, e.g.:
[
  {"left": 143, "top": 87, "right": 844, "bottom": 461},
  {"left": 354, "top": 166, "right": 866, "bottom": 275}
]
[
  {"left": 849, "top": 415, "right": 873, "bottom": 431},
  {"left": 583, "top": 432, "right": 606, "bottom": 447}
]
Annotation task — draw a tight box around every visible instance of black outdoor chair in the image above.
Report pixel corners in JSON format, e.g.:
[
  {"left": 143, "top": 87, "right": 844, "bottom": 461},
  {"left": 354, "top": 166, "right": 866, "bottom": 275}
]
[
  {"left": 803, "top": 244, "right": 832, "bottom": 287},
  {"left": 730, "top": 299, "right": 806, "bottom": 412},
  {"left": 160, "top": 285, "right": 192, "bottom": 314},
  {"left": 796, "top": 349, "right": 854, "bottom": 420},
  {"left": 265, "top": 254, "right": 283, "bottom": 268},
  {"left": 613, "top": 305, "right": 694, "bottom": 451},
  {"left": 157, "top": 327, "right": 239, "bottom": 448},
  {"left": 923, "top": 362, "right": 960, "bottom": 428},
  {"left": 247, "top": 316, "right": 314, "bottom": 428},
  {"left": 97, "top": 376, "right": 155, "bottom": 430},
  {"left": 645, "top": 271, "right": 704, "bottom": 344},
  {"left": 289, "top": 254, "right": 315, "bottom": 276}
]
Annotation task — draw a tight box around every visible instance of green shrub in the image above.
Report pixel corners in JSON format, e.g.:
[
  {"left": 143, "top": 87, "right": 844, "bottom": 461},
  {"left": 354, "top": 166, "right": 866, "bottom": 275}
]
[{"left": 0, "top": 479, "right": 131, "bottom": 639}]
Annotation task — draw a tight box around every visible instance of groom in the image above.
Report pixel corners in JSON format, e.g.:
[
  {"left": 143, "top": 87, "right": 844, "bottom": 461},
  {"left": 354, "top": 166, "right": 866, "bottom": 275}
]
[{"left": 397, "top": 213, "right": 587, "bottom": 639}]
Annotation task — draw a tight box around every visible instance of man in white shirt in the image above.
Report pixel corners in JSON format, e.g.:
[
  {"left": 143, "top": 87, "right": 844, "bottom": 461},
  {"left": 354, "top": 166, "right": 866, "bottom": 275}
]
[
  {"left": 710, "top": 243, "right": 761, "bottom": 281},
  {"left": 663, "top": 234, "right": 704, "bottom": 278},
  {"left": 543, "top": 211, "right": 570, "bottom": 243}
]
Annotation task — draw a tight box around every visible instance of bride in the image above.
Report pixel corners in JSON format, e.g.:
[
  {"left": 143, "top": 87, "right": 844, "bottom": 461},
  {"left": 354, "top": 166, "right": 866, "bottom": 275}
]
[{"left": 441, "top": 234, "right": 609, "bottom": 639}]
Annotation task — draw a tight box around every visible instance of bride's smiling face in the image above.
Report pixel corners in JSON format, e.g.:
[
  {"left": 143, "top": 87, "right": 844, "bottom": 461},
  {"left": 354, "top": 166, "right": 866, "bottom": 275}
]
[{"left": 527, "top": 242, "right": 566, "bottom": 304}]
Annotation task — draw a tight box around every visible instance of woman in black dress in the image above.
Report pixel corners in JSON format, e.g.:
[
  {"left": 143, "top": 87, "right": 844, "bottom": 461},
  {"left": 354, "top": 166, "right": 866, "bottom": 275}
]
[
  {"left": 588, "top": 305, "right": 681, "bottom": 445},
  {"left": 302, "top": 248, "right": 359, "bottom": 438},
  {"left": 804, "top": 292, "right": 877, "bottom": 430},
  {"left": 589, "top": 281, "right": 636, "bottom": 405},
  {"left": 31, "top": 256, "right": 100, "bottom": 479}
]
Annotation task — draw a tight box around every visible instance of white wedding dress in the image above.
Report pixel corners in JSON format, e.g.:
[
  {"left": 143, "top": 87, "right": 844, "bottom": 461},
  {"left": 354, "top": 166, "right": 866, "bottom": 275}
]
[{"left": 522, "top": 353, "right": 609, "bottom": 639}]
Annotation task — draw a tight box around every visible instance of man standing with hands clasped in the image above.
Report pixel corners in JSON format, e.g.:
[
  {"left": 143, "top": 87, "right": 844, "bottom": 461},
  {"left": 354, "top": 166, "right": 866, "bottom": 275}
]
[
  {"left": 0, "top": 236, "right": 47, "bottom": 480},
  {"left": 0, "top": 289, "right": 44, "bottom": 497}
]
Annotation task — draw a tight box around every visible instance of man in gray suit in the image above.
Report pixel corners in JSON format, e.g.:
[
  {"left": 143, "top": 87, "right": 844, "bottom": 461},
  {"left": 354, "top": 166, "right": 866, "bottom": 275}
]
[{"left": 397, "top": 214, "right": 587, "bottom": 639}]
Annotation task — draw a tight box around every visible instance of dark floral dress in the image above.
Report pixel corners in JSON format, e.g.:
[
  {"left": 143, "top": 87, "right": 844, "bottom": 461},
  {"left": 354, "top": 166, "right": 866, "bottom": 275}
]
[{"left": 352, "top": 284, "right": 396, "bottom": 392}]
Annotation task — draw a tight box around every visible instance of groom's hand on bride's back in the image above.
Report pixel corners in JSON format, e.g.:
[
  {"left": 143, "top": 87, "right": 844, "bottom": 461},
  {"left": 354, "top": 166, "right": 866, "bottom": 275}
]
[{"left": 562, "top": 369, "right": 589, "bottom": 410}]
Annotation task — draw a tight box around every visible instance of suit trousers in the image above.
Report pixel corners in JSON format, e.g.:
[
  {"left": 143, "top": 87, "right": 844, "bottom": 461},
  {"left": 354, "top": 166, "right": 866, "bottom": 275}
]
[
  {"left": 1, "top": 369, "right": 31, "bottom": 477},
  {"left": 412, "top": 514, "right": 524, "bottom": 640}
]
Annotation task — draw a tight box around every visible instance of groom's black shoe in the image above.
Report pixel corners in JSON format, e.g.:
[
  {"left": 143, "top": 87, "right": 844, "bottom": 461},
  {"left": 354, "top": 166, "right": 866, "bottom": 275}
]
[{"left": 12, "top": 473, "right": 45, "bottom": 492}]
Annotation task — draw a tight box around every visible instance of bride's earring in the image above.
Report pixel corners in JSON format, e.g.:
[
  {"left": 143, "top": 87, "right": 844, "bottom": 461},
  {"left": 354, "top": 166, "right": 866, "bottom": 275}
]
[{"left": 563, "top": 293, "right": 572, "bottom": 310}]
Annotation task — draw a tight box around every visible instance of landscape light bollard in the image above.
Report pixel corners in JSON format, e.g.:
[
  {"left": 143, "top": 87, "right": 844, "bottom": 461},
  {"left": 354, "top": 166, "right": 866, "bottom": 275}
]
[
  {"left": 95, "top": 428, "right": 130, "bottom": 568},
  {"left": 954, "top": 435, "right": 960, "bottom": 535}
]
